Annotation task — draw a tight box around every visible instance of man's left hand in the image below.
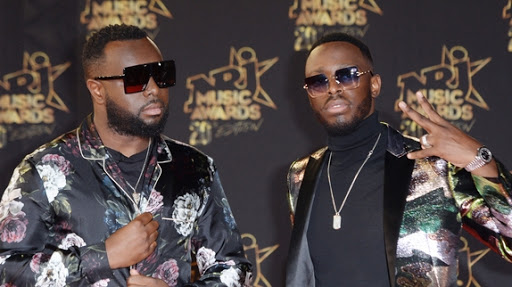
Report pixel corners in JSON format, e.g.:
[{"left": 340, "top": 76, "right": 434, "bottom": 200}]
[{"left": 127, "top": 269, "right": 169, "bottom": 287}]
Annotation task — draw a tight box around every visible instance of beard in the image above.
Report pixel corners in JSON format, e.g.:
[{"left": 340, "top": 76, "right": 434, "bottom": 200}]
[
  {"left": 317, "top": 90, "right": 373, "bottom": 136},
  {"left": 105, "top": 95, "right": 169, "bottom": 138}
]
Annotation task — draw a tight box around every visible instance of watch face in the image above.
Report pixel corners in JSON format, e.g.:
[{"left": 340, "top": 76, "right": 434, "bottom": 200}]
[{"left": 479, "top": 147, "right": 492, "bottom": 163}]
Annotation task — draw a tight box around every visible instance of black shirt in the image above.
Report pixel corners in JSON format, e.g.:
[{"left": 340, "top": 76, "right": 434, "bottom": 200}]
[
  {"left": 307, "top": 112, "right": 391, "bottom": 287},
  {"left": 106, "top": 141, "right": 155, "bottom": 194}
]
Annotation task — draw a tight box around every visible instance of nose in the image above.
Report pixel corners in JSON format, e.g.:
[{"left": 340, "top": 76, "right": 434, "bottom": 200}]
[
  {"left": 142, "top": 76, "right": 159, "bottom": 97},
  {"left": 327, "top": 76, "right": 343, "bottom": 95}
]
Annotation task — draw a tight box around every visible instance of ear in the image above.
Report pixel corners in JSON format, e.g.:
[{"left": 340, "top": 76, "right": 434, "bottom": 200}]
[
  {"left": 370, "top": 74, "right": 381, "bottom": 99},
  {"left": 86, "top": 79, "right": 106, "bottom": 105}
]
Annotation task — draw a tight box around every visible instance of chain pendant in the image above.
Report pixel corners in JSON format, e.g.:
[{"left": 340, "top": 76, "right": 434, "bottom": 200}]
[
  {"left": 333, "top": 214, "right": 341, "bottom": 230},
  {"left": 133, "top": 192, "right": 140, "bottom": 205}
]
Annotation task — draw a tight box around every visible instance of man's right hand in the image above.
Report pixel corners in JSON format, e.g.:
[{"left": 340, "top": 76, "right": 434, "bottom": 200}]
[{"left": 105, "top": 212, "right": 159, "bottom": 269}]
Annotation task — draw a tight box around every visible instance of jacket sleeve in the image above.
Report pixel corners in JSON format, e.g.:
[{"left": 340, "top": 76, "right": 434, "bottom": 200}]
[
  {"left": 186, "top": 170, "right": 252, "bottom": 287},
  {"left": 286, "top": 160, "right": 300, "bottom": 225},
  {"left": 0, "top": 159, "right": 113, "bottom": 286},
  {"left": 286, "top": 156, "right": 312, "bottom": 226},
  {"left": 451, "top": 159, "right": 512, "bottom": 262}
]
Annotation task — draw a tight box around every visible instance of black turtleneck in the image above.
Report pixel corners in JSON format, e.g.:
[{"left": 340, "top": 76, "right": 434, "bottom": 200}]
[{"left": 307, "top": 112, "right": 391, "bottom": 287}]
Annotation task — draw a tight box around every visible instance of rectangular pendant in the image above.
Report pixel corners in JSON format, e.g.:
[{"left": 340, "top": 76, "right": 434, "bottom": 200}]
[{"left": 333, "top": 214, "right": 341, "bottom": 230}]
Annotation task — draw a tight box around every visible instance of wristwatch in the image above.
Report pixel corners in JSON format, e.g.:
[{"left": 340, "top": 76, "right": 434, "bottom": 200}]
[{"left": 464, "top": 146, "right": 493, "bottom": 172}]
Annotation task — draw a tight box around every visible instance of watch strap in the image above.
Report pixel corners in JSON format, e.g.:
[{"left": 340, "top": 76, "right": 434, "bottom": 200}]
[{"left": 464, "top": 146, "right": 492, "bottom": 172}]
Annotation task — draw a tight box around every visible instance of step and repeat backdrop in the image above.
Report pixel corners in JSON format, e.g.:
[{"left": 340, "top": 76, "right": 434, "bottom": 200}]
[{"left": 1, "top": 1, "right": 512, "bottom": 286}]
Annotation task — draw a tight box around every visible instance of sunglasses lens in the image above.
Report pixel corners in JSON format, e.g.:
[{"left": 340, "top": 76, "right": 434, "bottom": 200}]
[
  {"left": 123, "top": 64, "right": 150, "bottom": 94},
  {"left": 335, "top": 66, "right": 360, "bottom": 89},
  {"left": 153, "top": 60, "right": 176, "bottom": 88},
  {"left": 304, "top": 75, "right": 329, "bottom": 96},
  {"left": 120, "top": 60, "right": 176, "bottom": 93}
]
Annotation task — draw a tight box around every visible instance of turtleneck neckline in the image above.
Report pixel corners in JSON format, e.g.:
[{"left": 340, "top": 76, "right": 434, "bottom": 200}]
[{"left": 327, "top": 112, "right": 381, "bottom": 152}]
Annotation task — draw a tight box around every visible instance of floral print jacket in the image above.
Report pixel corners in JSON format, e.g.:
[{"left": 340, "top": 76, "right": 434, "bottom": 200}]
[{"left": 0, "top": 115, "right": 252, "bottom": 286}]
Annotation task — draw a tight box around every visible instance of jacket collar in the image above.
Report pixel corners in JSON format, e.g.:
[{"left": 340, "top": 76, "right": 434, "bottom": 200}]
[
  {"left": 76, "top": 114, "right": 173, "bottom": 164},
  {"left": 383, "top": 122, "right": 420, "bottom": 157}
]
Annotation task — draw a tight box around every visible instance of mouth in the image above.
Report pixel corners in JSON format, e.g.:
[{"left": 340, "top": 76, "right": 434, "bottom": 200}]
[
  {"left": 323, "top": 98, "right": 349, "bottom": 114},
  {"left": 141, "top": 102, "right": 164, "bottom": 116}
]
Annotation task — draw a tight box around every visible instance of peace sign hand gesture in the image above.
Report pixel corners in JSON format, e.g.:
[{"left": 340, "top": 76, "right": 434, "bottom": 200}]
[{"left": 398, "top": 91, "right": 497, "bottom": 178}]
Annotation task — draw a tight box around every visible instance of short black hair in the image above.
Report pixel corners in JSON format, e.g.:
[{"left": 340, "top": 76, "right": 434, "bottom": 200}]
[
  {"left": 309, "top": 32, "right": 373, "bottom": 65},
  {"left": 82, "top": 24, "right": 148, "bottom": 78}
]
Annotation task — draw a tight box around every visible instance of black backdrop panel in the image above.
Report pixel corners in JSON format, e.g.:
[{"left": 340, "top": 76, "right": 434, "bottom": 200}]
[{"left": 1, "top": 1, "right": 511, "bottom": 286}]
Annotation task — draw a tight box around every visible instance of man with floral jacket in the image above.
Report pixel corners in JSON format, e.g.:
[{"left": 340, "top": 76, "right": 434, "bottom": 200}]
[{"left": 0, "top": 24, "right": 251, "bottom": 286}]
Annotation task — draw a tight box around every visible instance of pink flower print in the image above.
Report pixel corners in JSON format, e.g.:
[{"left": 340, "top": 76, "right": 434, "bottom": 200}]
[
  {"left": 0, "top": 212, "right": 28, "bottom": 243},
  {"left": 152, "top": 259, "right": 179, "bottom": 286},
  {"left": 41, "top": 154, "right": 71, "bottom": 175},
  {"left": 136, "top": 251, "right": 158, "bottom": 275},
  {"left": 30, "top": 253, "right": 44, "bottom": 273},
  {"left": 145, "top": 190, "right": 164, "bottom": 214}
]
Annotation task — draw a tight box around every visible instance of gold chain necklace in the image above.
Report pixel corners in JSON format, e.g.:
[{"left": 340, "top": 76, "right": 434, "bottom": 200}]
[{"left": 327, "top": 133, "right": 381, "bottom": 230}]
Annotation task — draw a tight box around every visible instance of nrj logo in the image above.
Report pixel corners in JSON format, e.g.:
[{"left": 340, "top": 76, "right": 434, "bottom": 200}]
[
  {"left": 184, "top": 47, "right": 278, "bottom": 146},
  {"left": 80, "top": 0, "right": 172, "bottom": 38},
  {"left": 289, "top": 0, "right": 383, "bottom": 51},
  {"left": 457, "top": 236, "right": 492, "bottom": 286},
  {"left": 504, "top": 0, "right": 512, "bottom": 52},
  {"left": 0, "top": 52, "right": 70, "bottom": 147},
  {"left": 394, "top": 46, "right": 491, "bottom": 137},
  {"left": 242, "top": 233, "right": 279, "bottom": 287}
]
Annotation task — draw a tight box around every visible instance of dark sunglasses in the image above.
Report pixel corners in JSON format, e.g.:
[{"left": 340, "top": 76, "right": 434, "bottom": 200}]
[
  {"left": 94, "top": 60, "right": 176, "bottom": 94},
  {"left": 303, "top": 66, "right": 373, "bottom": 98}
]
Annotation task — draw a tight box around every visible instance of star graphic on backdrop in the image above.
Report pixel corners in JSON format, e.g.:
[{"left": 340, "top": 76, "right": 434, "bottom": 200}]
[
  {"left": 457, "top": 236, "right": 491, "bottom": 286},
  {"left": 0, "top": 52, "right": 70, "bottom": 113},
  {"left": 23, "top": 52, "right": 71, "bottom": 112},
  {"left": 148, "top": 0, "right": 172, "bottom": 18},
  {"left": 184, "top": 47, "right": 278, "bottom": 113},
  {"left": 359, "top": 0, "right": 383, "bottom": 15},
  {"left": 242, "top": 233, "right": 279, "bottom": 287},
  {"left": 226, "top": 47, "right": 278, "bottom": 109},
  {"left": 395, "top": 45, "right": 490, "bottom": 112}
]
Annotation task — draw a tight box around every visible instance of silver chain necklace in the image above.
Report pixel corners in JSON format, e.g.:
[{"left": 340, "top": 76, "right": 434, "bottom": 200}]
[
  {"left": 327, "top": 133, "right": 381, "bottom": 230},
  {"left": 125, "top": 138, "right": 152, "bottom": 205}
]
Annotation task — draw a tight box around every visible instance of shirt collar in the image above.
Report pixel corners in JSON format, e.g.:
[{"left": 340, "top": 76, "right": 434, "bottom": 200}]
[{"left": 77, "top": 114, "right": 173, "bottom": 163}]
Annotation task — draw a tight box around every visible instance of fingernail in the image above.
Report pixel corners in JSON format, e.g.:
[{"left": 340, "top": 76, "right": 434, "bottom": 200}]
[{"left": 398, "top": 101, "right": 406, "bottom": 108}]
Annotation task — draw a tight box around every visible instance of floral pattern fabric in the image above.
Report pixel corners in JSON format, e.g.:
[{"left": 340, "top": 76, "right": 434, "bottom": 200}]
[{"left": 0, "top": 114, "right": 252, "bottom": 286}]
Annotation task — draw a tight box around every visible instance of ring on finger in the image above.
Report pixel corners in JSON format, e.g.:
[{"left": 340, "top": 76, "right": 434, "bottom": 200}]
[{"left": 420, "top": 134, "right": 432, "bottom": 148}]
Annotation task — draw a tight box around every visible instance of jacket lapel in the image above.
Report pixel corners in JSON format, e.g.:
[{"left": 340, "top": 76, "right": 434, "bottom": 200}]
[
  {"left": 286, "top": 151, "right": 327, "bottom": 286},
  {"left": 293, "top": 152, "right": 326, "bottom": 235},
  {"left": 383, "top": 125, "right": 417, "bottom": 286}
]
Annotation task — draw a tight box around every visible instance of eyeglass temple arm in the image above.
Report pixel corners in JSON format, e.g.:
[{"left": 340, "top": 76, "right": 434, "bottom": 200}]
[{"left": 94, "top": 75, "right": 125, "bottom": 80}]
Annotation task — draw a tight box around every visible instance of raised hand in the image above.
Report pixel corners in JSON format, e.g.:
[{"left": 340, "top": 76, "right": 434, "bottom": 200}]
[
  {"left": 398, "top": 91, "right": 497, "bottom": 177},
  {"left": 105, "top": 212, "right": 159, "bottom": 269}
]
